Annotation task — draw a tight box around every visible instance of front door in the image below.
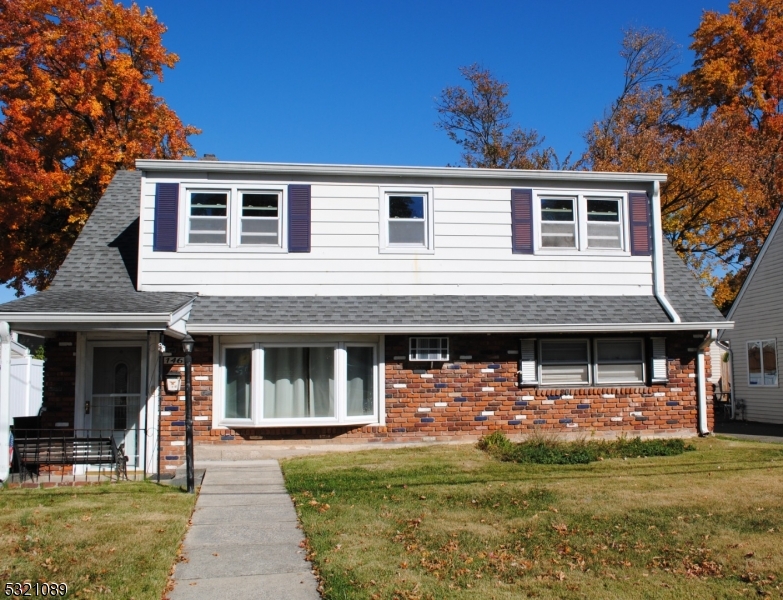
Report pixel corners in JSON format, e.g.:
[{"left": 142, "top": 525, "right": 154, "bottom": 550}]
[{"left": 87, "top": 346, "right": 143, "bottom": 468}]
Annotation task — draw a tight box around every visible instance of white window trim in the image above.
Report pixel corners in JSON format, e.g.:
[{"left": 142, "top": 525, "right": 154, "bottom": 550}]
[
  {"left": 538, "top": 338, "right": 592, "bottom": 386},
  {"left": 409, "top": 336, "right": 449, "bottom": 361},
  {"left": 214, "top": 336, "right": 381, "bottom": 428},
  {"left": 532, "top": 189, "right": 631, "bottom": 256},
  {"left": 379, "top": 186, "right": 435, "bottom": 254},
  {"left": 593, "top": 337, "right": 646, "bottom": 385},
  {"left": 177, "top": 181, "right": 288, "bottom": 253},
  {"left": 747, "top": 339, "right": 778, "bottom": 387}
]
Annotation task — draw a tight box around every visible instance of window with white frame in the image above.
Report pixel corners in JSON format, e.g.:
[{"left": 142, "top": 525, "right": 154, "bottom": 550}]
[
  {"left": 748, "top": 340, "right": 777, "bottom": 386},
  {"left": 188, "top": 190, "right": 229, "bottom": 244},
  {"left": 409, "top": 337, "right": 449, "bottom": 361},
  {"left": 540, "top": 197, "right": 577, "bottom": 248},
  {"left": 536, "top": 192, "right": 626, "bottom": 252},
  {"left": 184, "top": 186, "right": 285, "bottom": 249},
  {"left": 221, "top": 342, "right": 378, "bottom": 424},
  {"left": 240, "top": 191, "right": 281, "bottom": 245},
  {"left": 540, "top": 339, "right": 590, "bottom": 385},
  {"left": 380, "top": 189, "right": 434, "bottom": 252},
  {"left": 594, "top": 338, "right": 645, "bottom": 384}
]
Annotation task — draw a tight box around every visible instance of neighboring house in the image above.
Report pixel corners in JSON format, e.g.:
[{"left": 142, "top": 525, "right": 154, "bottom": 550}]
[
  {"left": 0, "top": 161, "right": 729, "bottom": 477},
  {"left": 722, "top": 209, "right": 783, "bottom": 424}
]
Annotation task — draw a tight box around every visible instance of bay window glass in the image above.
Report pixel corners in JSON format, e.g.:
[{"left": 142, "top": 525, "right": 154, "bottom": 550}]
[
  {"left": 225, "top": 348, "right": 252, "bottom": 419},
  {"left": 347, "top": 346, "right": 374, "bottom": 417},
  {"left": 189, "top": 191, "right": 228, "bottom": 244},
  {"left": 595, "top": 339, "right": 644, "bottom": 384},
  {"left": 540, "top": 197, "right": 576, "bottom": 248},
  {"left": 587, "top": 198, "right": 622, "bottom": 249},
  {"left": 263, "top": 347, "right": 335, "bottom": 418},
  {"left": 540, "top": 340, "right": 589, "bottom": 385},
  {"left": 748, "top": 340, "right": 777, "bottom": 386}
]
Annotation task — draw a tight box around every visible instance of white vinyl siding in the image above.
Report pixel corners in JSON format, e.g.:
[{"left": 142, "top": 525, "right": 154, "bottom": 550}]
[{"left": 139, "top": 180, "right": 654, "bottom": 296}]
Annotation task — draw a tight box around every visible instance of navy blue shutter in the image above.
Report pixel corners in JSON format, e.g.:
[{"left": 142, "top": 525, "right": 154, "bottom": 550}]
[
  {"left": 629, "top": 192, "right": 652, "bottom": 256},
  {"left": 288, "top": 184, "right": 311, "bottom": 253},
  {"left": 153, "top": 183, "right": 179, "bottom": 252},
  {"left": 511, "top": 188, "right": 534, "bottom": 254}
]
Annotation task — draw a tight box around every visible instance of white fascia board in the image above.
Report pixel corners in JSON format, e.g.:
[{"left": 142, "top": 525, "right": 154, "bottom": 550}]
[
  {"left": 726, "top": 208, "right": 783, "bottom": 320},
  {"left": 136, "top": 159, "right": 667, "bottom": 184},
  {"left": 0, "top": 312, "right": 171, "bottom": 323},
  {"left": 188, "top": 321, "right": 732, "bottom": 334}
]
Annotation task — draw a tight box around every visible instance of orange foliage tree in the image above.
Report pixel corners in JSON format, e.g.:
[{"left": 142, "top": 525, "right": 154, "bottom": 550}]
[{"left": 0, "top": 0, "right": 199, "bottom": 294}]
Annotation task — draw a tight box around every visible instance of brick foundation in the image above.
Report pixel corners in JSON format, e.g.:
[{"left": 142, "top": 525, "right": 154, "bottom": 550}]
[{"left": 35, "top": 331, "right": 714, "bottom": 473}]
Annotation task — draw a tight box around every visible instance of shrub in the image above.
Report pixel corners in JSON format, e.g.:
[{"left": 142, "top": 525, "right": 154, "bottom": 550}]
[{"left": 478, "top": 432, "right": 694, "bottom": 465}]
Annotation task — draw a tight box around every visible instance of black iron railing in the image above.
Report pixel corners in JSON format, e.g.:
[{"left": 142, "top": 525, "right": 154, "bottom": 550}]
[{"left": 10, "top": 427, "right": 148, "bottom": 484}]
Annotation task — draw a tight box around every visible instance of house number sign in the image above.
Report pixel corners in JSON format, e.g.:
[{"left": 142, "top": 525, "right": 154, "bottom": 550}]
[{"left": 163, "top": 356, "right": 185, "bottom": 364}]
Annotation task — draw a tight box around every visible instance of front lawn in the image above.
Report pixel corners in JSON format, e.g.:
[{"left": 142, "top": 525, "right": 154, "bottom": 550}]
[
  {"left": 0, "top": 482, "right": 195, "bottom": 599},
  {"left": 282, "top": 437, "right": 783, "bottom": 599}
]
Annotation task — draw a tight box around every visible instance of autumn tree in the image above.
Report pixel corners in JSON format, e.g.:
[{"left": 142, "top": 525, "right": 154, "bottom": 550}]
[
  {"left": 0, "top": 0, "right": 199, "bottom": 294},
  {"left": 583, "top": 25, "right": 773, "bottom": 311},
  {"left": 436, "top": 64, "right": 562, "bottom": 169}
]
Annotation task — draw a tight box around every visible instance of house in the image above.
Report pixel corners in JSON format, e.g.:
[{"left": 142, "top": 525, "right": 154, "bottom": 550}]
[
  {"left": 0, "top": 160, "right": 729, "bottom": 478},
  {"left": 721, "top": 209, "right": 783, "bottom": 424}
]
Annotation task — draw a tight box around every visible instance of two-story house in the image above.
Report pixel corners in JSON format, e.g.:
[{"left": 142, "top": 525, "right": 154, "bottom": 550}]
[{"left": 0, "top": 160, "right": 729, "bottom": 477}]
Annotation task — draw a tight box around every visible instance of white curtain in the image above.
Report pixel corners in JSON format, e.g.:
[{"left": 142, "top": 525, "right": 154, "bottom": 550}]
[{"left": 264, "top": 347, "right": 334, "bottom": 418}]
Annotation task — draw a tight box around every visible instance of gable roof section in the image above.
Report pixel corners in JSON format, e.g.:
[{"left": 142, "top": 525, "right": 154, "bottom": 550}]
[
  {"left": 726, "top": 209, "right": 783, "bottom": 320},
  {"left": 0, "top": 170, "right": 194, "bottom": 323},
  {"left": 661, "top": 243, "right": 725, "bottom": 323}
]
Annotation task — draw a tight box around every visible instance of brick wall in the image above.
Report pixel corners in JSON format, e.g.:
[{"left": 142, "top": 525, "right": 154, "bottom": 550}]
[
  {"left": 190, "top": 331, "right": 712, "bottom": 456},
  {"left": 40, "top": 332, "right": 77, "bottom": 430}
]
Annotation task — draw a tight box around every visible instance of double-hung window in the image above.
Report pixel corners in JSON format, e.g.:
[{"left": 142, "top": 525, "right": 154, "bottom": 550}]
[
  {"left": 748, "top": 340, "right": 777, "bottom": 386},
  {"left": 188, "top": 191, "right": 229, "bottom": 244},
  {"left": 380, "top": 187, "right": 434, "bottom": 253},
  {"left": 220, "top": 341, "right": 379, "bottom": 425},
  {"left": 183, "top": 185, "right": 286, "bottom": 250},
  {"left": 536, "top": 192, "right": 626, "bottom": 252},
  {"left": 540, "top": 339, "right": 590, "bottom": 385},
  {"left": 594, "top": 338, "right": 645, "bottom": 384}
]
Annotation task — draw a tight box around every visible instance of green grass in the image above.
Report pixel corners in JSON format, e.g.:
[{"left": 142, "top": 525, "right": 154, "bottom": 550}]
[
  {"left": 0, "top": 482, "right": 196, "bottom": 599},
  {"left": 282, "top": 437, "right": 783, "bottom": 599}
]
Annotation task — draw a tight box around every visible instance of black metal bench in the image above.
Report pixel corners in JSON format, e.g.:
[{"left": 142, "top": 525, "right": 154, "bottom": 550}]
[{"left": 14, "top": 436, "right": 128, "bottom": 482}]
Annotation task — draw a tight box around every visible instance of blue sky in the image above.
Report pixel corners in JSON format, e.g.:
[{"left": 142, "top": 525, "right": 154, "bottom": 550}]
[{"left": 0, "top": 0, "right": 730, "bottom": 304}]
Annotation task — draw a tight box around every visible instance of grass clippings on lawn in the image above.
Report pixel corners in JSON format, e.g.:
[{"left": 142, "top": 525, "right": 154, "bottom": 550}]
[
  {"left": 0, "top": 481, "right": 195, "bottom": 599},
  {"left": 282, "top": 437, "right": 783, "bottom": 600}
]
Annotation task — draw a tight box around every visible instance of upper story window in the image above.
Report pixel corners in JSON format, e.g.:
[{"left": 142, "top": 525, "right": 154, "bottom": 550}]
[
  {"left": 181, "top": 185, "right": 286, "bottom": 251},
  {"left": 240, "top": 191, "right": 281, "bottom": 246},
  {"left": 380, "top": 187, "right": 434, "bottom": 253},
  {"left": 533, "top": 191, "right": 627, "bottom": 253},
  {"left": 188, "top": 191, "right": 229, "bottom": 244}
]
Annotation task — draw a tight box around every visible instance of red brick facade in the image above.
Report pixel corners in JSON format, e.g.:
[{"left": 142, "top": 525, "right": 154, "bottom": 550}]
[{"left": 33, "top": 331, "right": 714, "bottom": 474}]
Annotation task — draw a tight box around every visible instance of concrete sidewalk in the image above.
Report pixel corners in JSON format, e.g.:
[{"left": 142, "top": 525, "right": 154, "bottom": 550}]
[{"left": 168, "top": 460, "right": 320, "bottom": 600}]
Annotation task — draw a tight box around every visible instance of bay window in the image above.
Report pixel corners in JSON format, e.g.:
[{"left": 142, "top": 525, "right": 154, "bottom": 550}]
[{"left": 219, "top": 340, "right": 379, "bottom": 425}]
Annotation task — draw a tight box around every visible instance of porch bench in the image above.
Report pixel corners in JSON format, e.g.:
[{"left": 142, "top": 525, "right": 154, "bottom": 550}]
[{"left": 14, "top": 436, "right": 128, "bottom": 482}]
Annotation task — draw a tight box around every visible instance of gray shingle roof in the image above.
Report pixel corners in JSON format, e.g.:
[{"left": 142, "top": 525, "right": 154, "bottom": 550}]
[
  {"left": 0, "top": 170, "right": 193, "bottom": 317},
  {"left": 188, "top": 294, "right": 673, "bottom": 326},
  {"left": 662, "top": 243, "right": 725, "bottom": 323}
]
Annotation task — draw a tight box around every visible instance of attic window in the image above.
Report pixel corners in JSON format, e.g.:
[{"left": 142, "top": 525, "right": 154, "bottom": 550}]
[{"left": 409, "top": 337, "right": 449, "bottom": 361}]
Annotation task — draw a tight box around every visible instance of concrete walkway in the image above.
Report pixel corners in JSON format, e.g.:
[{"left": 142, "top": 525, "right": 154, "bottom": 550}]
[{"left": 168, "top": 460, "right": 320, "bottom": 600}]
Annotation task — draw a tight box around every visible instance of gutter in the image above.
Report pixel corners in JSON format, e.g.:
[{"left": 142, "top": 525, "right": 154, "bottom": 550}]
[
  {"left": 186, "top": 321, "right": 732, "bottom": 335},
  {"left": 697, "top": 329, "right": 718, "bottom": 436},
  {"left": 0, "top": 321, "right": 11, "bottom": 482},
  {"left": 650, "top": 180, "right": 680, "bottom": 324}
]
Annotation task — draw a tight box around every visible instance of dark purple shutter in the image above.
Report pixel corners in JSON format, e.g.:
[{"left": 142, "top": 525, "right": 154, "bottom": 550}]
[
  {"left": 154, "top": 183, "right": 179, "bottom": 252},
  {"left": 288, "top": 184, "right": 311, "bottom": 253},
  {"left": 629, "top": 192, "right": 652, "bottom": 256},
  {"left": 511, "top": 188, "right": 534, "bottom": 254}
]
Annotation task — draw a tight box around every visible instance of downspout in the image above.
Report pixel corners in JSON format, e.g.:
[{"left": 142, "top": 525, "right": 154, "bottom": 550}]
[
  {"left": 697, "top": 329, "right": 717, "bottom": 436},
  {"left": 0, "top": 322, "right": 12, "bottom": 482},
  {"left": 650, "top": 180, "right": 681, "bottom": 323}
]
